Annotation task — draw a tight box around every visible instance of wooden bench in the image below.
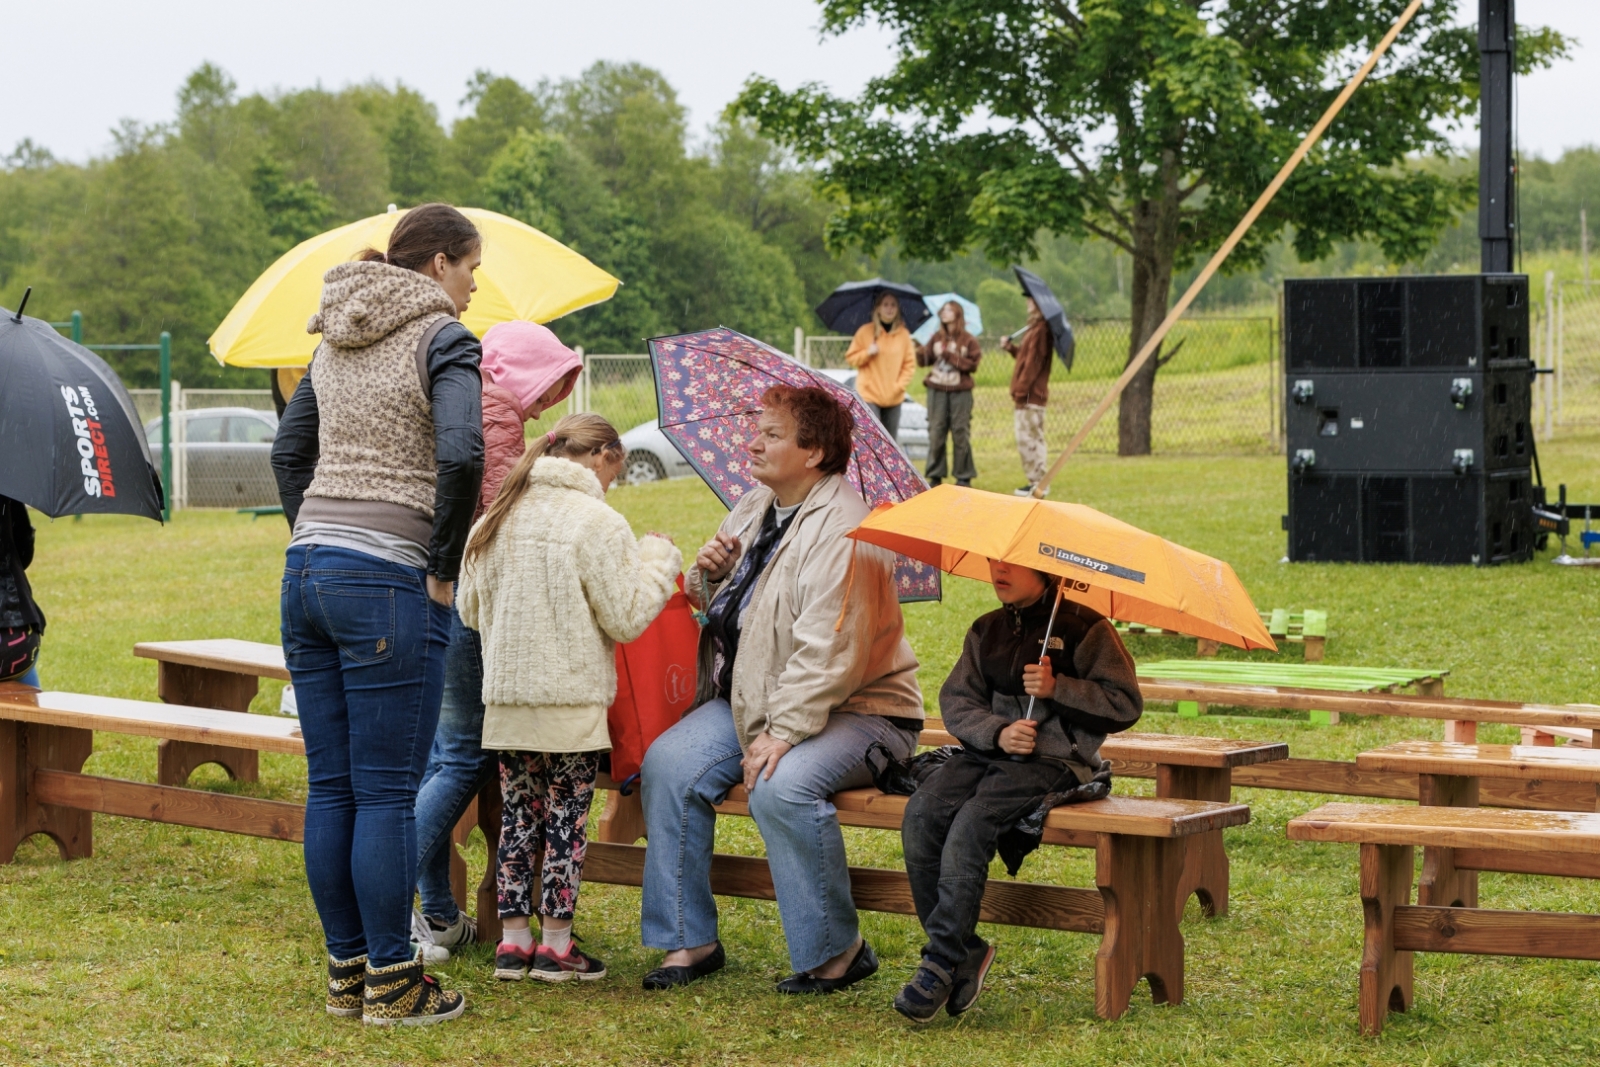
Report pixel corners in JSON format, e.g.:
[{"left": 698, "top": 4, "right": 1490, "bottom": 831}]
[
  {"left": 132, "top": 638, "right": 501, "bottom": 940},
  {"left": 1137, "top": 680, "right": 1600, "bottom": 813},
  {"left": 132, "top": 639, "right": 290, "bottom": 787},
  {"left": 1355, "top": 741, "right": 1600, "bottom": 911},
  {"left": 1287, "top": 802, "right": 1600, "bottom": 1035},
  {"left": 586, "top": 782, "right": 1251, "bottom": 1020},
  {"left": 600, "top": 727, "right": 1284, "bottom": 923},
  {"left": 1118, "top": 608, "right": 1327, "bottom": 661},
  {"left": 0, "top": 682, "right": 1250, "bottom": 1020},
  {"left": 0, "top": 682, "right": 507, "bottom": 944}
]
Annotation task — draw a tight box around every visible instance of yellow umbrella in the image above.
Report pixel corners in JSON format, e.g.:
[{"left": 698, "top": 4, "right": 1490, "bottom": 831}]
[
  {"left": 849, "top": 484, "right": 1276, "bottom": 651},
  {"left": 209, "top": 206, "right": 619, "bottom": 368}
]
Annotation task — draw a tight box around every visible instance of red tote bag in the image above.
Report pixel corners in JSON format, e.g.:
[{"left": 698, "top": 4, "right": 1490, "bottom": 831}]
[{"left": 607, "top": 576, "right": 701, "bottom": 787}]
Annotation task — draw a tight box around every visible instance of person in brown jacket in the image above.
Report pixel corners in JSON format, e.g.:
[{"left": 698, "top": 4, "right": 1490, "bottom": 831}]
[
  {"left": 1000, "top": 298, "right": 1053, "bottom": 495},
  {"left": 915, "top": 300, "right": 981, "bottom": 486}
]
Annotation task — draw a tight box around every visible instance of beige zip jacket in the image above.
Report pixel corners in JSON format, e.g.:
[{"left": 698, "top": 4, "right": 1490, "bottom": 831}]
[{"left": 688, "top": 474, "right": 923, "bottom": 750}]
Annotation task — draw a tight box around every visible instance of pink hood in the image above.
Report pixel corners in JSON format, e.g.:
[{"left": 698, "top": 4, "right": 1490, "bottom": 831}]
[{"left": 481, "top": 320, "right": 582, "bottom": 416}]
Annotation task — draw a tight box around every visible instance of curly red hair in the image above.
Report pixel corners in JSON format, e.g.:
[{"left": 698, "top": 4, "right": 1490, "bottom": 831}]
[{"left": 760, "top": 385, "right": 855, "bottom": 475}]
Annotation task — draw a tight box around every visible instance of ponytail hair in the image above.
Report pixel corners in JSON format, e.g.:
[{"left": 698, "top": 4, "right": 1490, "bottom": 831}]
[
  {"left": 464, "top": 413, "right": 624, "bottom": 565},
  {"left": 359, "top": 203, "right": 481, "bottom": 273}
]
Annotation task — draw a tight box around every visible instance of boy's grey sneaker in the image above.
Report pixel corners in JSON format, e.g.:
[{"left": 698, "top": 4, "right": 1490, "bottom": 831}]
[
  {"left": 423, "top": 910, "right": 477, "bottom": 949},
  {"left": 893, "top": 958, "right": 954, "bottom": 1023},
  {"left": 947, "top": 937, "right": 996, "bottom": 1016}
]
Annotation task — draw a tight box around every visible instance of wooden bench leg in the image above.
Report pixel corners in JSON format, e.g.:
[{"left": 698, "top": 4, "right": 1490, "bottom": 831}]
[
  {"left": 1359, "top": 843, "right": 1414, "bottom": 1036},
  {"left": 448, "top": 797, "right": 477, "bottom": 918},
  {"left": 1417, "top": 774, "right": 1479, "bottom": 908},
  {"left": 1445, "top": 720, "right": 1478, "bottom": 744},
  {"left": 1156, "top": 765, "right": 1231, "bottom": 919},
  {"left": 0, "top": 721, "right": 94, "bottom": 864},
  {"left": 156, "top": 740, "right": 259, "bottom": 787},
  {"left": 597, "top": 788, "right": 647, "bottom": 844},
  {"left": 476, "top": 783, "right": 503, "bottom": 945},
  {"left": 155, "top": 662, "right": 260, "bottom": 785},
  {"left": 1303, "top": 635, "right": 1325, "bottom": 662},
  {"left": 1520, "top": 726, "right": 1557, "bottom": 747},
  {"left": 1195, "top": 639, "right": 1220, "bottom": 657},
  {"left": 1094, "top": 832, "right": 1185, "bottom": 1020}
]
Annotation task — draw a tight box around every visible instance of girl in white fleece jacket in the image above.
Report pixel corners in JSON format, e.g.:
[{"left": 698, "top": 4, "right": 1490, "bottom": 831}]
[{"left": 457, "top": 413, "right": 681, "bottom": 984}]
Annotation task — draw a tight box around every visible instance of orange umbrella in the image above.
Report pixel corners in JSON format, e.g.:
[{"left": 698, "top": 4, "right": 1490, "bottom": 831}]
[{"left": 848, "top": 484, "right": 1276, "bottom": 651}]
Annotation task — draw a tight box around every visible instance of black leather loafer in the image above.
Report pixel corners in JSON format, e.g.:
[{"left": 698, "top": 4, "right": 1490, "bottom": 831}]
[
  {"left": 775, "top": 940, "right": 878, "bottom": 995},
  {"left": 642, "top": 942, "right": 726, "bottom": 990}
]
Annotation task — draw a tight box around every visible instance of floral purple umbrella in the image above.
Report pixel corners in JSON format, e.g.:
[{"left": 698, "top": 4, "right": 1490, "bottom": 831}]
[{"left": 647, "top": 327, "right": 940, "bottom": 602}]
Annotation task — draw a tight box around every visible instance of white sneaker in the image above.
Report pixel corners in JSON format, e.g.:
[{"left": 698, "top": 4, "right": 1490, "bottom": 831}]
[
  {"left": 413, "top": 906, "right": 477, "bottom": 956},
  {"left": 1013, "top": 484, "right": 1036, "bottom": 497}
]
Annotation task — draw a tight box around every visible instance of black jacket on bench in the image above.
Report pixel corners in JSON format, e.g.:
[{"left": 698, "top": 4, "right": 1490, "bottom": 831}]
[
  {"left": 939, "top": 594, "right": 1141, "bottom": 773},
  {"left": 1, "top": 495, "right": 44, "bottom": 633}
]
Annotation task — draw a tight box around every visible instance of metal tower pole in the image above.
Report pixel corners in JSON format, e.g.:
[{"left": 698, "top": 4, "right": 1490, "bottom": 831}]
[{"left": 1480, "top": 0, "right": 1515, "bottom": 273}]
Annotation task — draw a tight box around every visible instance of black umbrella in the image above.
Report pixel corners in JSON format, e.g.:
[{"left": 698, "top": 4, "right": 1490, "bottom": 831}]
[
  {"left": 814, "top": 278, "right": 931, "bottom": 335},
  {"left": 1012, "top": 267, "right": 1076, "bottom": 371},
  {"left": 0, "top": 293, "right": 164, "bottom": 519}
]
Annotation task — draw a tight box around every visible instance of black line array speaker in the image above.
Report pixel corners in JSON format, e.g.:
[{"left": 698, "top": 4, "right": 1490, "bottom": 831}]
[{"left": 1282, "top": 274, "right": 1534, "bottom": 565}]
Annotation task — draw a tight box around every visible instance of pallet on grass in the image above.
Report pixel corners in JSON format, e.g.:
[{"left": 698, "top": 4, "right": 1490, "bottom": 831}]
[
  {"left": 1117, "top": 609, "right": 1328, "bottom": 660},
  {"left": 1136, "top": 660, "right": 1448, "bottom": 726}
]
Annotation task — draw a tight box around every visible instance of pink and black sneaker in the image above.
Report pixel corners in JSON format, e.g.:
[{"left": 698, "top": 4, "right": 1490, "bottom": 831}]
[
  {"left": 493, "top": 942, "right": 535, "bottom": 981},
  {"left": 530, "top": 939, "right": 607, "bottom": 982}
]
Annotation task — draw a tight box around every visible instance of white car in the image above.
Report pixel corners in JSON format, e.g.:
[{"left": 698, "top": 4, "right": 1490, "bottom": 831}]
[{"left": 620, "top": 370, "right": 928, "bottom": 484}]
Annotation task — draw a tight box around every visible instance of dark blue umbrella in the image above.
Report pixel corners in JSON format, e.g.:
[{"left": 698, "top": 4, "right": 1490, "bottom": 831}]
[
  {"left": 1013, "top": 267, "right": 1076, "bottom": 371},
  {"left": 0, "top": 293, "right": 164, "bottom": 519},
  {"left": 814, "top": 278, "right": 931, "bottom": 335}
]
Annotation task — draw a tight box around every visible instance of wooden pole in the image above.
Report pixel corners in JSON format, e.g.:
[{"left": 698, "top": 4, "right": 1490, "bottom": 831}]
[{"left": 1034, "top": 0, "right": 1426, "bottom": 498}]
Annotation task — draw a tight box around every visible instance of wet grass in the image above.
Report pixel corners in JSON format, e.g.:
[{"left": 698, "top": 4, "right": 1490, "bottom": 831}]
[{"left": 3, "top": 437, "right": 1598, "bottom": 1065}]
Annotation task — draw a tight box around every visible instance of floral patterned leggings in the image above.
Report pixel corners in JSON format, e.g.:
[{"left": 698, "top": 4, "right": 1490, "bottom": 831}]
[{"left": 496, "top": 750, "right": 601, "bottom": 921}]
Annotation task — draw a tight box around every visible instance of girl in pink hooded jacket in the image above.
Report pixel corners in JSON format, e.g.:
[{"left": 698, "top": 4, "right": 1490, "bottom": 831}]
[{"left": 412, "top": 320, "right": 583, "bottom": 957}]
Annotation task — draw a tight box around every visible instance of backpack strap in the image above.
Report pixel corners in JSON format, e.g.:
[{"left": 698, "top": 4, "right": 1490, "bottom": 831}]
[{"left": 413, "top": 315, "right": 455, "bottom": 402}]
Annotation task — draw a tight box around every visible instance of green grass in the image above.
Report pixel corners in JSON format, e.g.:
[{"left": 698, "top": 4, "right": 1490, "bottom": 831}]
[{"left": 4, "top": 437, "right": 1600, "bottom": 1065}]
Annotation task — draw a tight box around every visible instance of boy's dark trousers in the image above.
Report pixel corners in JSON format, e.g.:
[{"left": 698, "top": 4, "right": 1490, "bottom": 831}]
[{"left": 901, "top": 748, "right": 1080, "bottom": 967}]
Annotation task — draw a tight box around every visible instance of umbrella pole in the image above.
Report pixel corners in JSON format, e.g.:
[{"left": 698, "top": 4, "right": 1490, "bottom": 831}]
[
  {"left": 1031, "top": 0, "right": 1425, "bottom": 498},
  {"left": 1010, "top": 581, "right": 1066, "bottom": 763}
]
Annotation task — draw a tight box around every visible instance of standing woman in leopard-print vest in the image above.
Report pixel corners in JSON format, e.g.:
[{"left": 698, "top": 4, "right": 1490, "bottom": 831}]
[{"left": 271, "top": 204, "right": 485, "bottom": 1026}]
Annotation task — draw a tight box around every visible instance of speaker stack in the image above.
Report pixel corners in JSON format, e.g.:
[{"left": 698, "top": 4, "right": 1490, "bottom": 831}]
[{"left": 1283, "top": 274, "right": 1535, "bottom": 565}]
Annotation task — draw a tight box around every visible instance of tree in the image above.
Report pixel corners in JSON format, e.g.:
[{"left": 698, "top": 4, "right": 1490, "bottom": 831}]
[
  {"left": 452, "top": 72, "right": 547, "bottom": 179},
  {"left": 735, "top": 0, "right": 1570, "bottom": 454},
  {"left": 250, "top": 156, "right": 335, "bottom": 252}
]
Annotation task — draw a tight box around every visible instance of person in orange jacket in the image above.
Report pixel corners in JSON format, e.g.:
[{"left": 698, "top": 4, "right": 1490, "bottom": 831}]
[{"left": 844, "top": 292, "right": 917, "bottom": 441}]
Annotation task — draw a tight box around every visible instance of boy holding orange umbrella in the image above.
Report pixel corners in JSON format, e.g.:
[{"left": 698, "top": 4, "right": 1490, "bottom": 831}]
[{"left": 893, "top": 559, "right": 1142, "bottom": 1022}]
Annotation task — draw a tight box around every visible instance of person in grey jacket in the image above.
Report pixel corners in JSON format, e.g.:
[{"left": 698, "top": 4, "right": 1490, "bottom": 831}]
[{"left": 894, "top": 559, "right": 1140, "bottom": 1022}]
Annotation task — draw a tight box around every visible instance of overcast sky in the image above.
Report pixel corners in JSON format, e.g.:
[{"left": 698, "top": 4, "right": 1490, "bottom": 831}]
[{"left": 6, "top": 0, "right": 1598, "bottom": 164}]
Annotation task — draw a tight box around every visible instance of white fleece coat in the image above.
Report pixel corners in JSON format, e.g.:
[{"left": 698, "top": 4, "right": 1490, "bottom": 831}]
[{"left": 457, "top": 456, "right": 682, "bottom": 753}]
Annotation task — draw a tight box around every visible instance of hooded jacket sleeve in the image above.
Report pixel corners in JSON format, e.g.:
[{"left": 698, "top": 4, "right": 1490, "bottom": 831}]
[
  {"left": 576, "top": 509, "right": 683, "bottom": 645},
  {"left": 938, "top": 626, "right": 1012, "bottom": 753},
  {"left": 476, "top": 385, "right": 526, "bottom": 520},
  {"left": 426, "top": 323, "right": 485, "bottom": 581},
  {"left": 843, "top": 323, "right": 877, "bottom": 369},
  {"left": 270, "top": 370, "right": 320, "bottom": 528},
  {"left": 1050, "top": 619, "right": 1143, "bottom": 734}
]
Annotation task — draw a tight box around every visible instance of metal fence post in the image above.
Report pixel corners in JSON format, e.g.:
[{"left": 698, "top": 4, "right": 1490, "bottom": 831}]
[
  {"left": 159, "top": 332, "right": 172, "bottom": 521},
  {"left": 1556, "top": 281, "right": 1564, "bottom": 424},
  {"left": 70, "top": 310, "right": 82, "bottom": 345},
  {"left": 794, "top": 327, "right": 805, "bottom": 366},
  {"left": 1543, "top": 271, "right": 1555, "bottom": 440}
]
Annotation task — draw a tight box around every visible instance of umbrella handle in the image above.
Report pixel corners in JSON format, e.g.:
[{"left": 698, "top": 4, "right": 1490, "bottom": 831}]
[{"left": 1010, "top": 583, "right": 1065, "bottom": 762}]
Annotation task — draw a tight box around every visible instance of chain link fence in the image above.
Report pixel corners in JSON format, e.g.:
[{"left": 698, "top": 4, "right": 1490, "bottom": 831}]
[
  {"left": 1553, "top": 281, "right": 1600, "bottom": 434},
  {"left": 128, "top": 387, "right": 279, "bottom": 509}
]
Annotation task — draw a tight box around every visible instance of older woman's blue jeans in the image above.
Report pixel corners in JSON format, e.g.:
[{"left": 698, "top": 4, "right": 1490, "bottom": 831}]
[
  {"left": 282, "top": 545, "right": 449, "bottom": 968},
  {"left": 413, "top": 606, "right": 495, "bottom": 922},
  {"left": 640, "top": 699, "right": 918, "bottom": 973}
]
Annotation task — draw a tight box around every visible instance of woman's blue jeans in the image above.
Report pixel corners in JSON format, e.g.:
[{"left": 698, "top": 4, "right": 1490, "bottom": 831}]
[
  {"left": 640, "top": 699, "right": 918, "bottom": 972},
  {"left": 281, "top": 545, "right": 449, "bottom": 967},
  {"left": 413, "top": 606, "right": 496, "bottom": 922}
]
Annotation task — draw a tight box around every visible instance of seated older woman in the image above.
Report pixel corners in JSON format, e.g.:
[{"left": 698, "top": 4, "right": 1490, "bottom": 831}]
[{"left": 639, "top": 384, "right": 923, "bottom": 994}]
